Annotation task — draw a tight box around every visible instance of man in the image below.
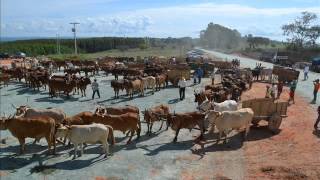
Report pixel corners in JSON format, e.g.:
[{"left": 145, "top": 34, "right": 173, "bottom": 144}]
[
  {"left": 196, "top": 67, "right": 204, "bottom": 84},
  {"left": 288, "top": 80, "right": 297, "bottom": 104},
  {"left": 271, "top": 83, "right": 277, "bottom": 99},
  {"left": 178, "top": 77, "right": 187, "bottom": 100},
  {"left": 303, "top": 65, "right": 309, "bottom": 80},
  {"left": 312, "top": 79, "right": 320, "bottom": 103},
  {"left": 91, "top": 79, "right": 100, "bottom": 99},
  {"left": 277, "top": 81, "right": 284, "bottom": 99},
  {"left": 314, "top": 106, "right": 320, "bottom": 130}
]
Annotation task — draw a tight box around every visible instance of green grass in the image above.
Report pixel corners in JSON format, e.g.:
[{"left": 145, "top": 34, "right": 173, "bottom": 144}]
[{"left": 47, "top": 47, "right": 186, "bottom": 61}]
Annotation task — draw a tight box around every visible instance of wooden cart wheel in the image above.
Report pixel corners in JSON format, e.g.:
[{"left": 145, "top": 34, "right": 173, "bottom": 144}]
[{"left": 268, "top": 114, "right": 282, "bottom": 133}]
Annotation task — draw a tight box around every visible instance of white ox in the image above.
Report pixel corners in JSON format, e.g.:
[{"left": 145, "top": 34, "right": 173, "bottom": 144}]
[
  {"left": 56, "top": 123, "right": 115, "bottom": 159},
  {"left": 198, "top": 100, "right": 238, "bottom": 113},
  {"left": 13, "top": 105, "right": 66, "bottom": 124},
  {"left": 141, "top": 76, "right": 156, "bottom": 94},
  {"left": 206, "top": 108, "right": 254, "bottom": 142}
]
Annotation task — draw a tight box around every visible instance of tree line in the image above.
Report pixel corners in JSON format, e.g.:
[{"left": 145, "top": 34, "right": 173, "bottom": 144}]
[{"left": 0, "top": 37, "right": 194, "bottom": 56}]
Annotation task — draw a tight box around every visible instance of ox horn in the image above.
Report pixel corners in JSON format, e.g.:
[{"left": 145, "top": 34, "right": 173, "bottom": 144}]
[{"left": 11, "top": 104, "right": 17, "bottom": 109}]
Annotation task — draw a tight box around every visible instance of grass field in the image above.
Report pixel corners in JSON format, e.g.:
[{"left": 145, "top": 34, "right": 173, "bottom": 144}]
[{"left": 47, "top": 47, "right": 187, "bottom": 61}]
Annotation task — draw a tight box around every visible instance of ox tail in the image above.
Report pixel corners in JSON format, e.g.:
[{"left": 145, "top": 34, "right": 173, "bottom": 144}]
[
  {"left": 137, "top": 112, "right": 141, "bottom": 138},
  {"left": 106, "top": 125, "right": 115, "bottom": 145},
  {"left": 50, "top": 121, "right": 56, "bottom": 152}
]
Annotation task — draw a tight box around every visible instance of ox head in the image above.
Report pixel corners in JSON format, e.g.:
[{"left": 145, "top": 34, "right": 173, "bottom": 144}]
[
  {"left": 11, "top": 104, "right": 29, "bottom": 117},
  {"left": 94, "top": 106, "right": 107, "bottom": 116}
]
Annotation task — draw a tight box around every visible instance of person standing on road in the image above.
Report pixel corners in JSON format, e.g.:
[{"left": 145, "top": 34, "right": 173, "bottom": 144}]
[
  {"left": 303, "top": 65, "right": 309, "bottom": 80},
  {"left": 91, "top": 79, "right": 100, "bottom": 99},
  {"left": 312, "top": 79, "right": 320, "bottom": 103},
  {"left": 271, "top": 83, "right": 277, "bottom": 99},
  {"left": 314, "top": 106, "right": 320, "bottom": 130},
  {"left": 277, "top": 81, "right": 284, "bottom": 99},
  {"left": 196, "top": 67, "right": 204, "bottom": 84},
  {"left": 178, "top": 77, "right": 187, "bottom": 100},
  {"left": 288, "top": 80, "right": 297, "bottom": 104},
  {"left": 265, "top": 85, "right": 271, "bottom": 98}
]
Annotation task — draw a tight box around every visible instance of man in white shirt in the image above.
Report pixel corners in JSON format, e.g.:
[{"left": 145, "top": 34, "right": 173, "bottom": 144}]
[
  {"left": 271, "top": 83, "right": 277, "bottom": 99},
  {"left": 178, "top": 77, "right": 187, "bottom": 100},
  {"left": 304, "top": 65, "right": 309, "bottom": 80},
  {"left": 91, "top": 79, "right": 100, "bottom": 99}
]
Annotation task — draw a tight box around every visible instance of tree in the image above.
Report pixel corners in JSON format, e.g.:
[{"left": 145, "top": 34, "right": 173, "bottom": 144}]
[
  {"left": 246, "top": 34, "right": 270, "bottom": 49},
  {"left": 200, "top": 23, "right": 242, "bottom": 49},
  {"left": 282, "top": 11, "right": 320, "bottom": 48}
]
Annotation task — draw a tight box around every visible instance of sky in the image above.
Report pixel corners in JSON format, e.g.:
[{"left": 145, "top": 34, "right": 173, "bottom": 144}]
[{"left": 1, "top": 0, "right": 320, "bottom": 40}]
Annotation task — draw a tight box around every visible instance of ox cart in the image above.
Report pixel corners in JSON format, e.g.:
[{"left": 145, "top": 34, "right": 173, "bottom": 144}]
[
  {"left": 167, "top": 64, "right": 191, "bottom": 86},
  {"left": 272, "top": 65, "right": 299, "bottom": 84},
  {"left": 242, "top": 98, "right": 288, "bottom": 133}
]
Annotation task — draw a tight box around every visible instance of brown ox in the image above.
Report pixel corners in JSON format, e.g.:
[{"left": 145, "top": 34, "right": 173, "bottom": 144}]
[
  {"left": 0, "top": 73, "right": 10, "bottom": 87},
  {"left": 94, "top": 105, "right": 139, "bottom": 116},
  {"left": 80, "top": 113, "right": 141, "bottom": 144},
  {"left": 0, "top": 116, "right": 56, "bottom": 154},
  {"left": 124, "top": 79, "right": 144, "bottom": 98},
  {"left": 155, "top": 74, "right": 167, "bottom": 91},
  {"left": 194, "top": 90, "right": 213, "bottom": 106},
  {"left": 111, "top": 80, "right": 125, "bottom": 98},
  {"left": 63, "top": 111, "right": 94, "bottom": 126},
  {"left": 76, "top": 77, "right": 91, "bottom": 97},
  {"left": 167, "top": 111, "right": 205, "bottom": 142},
  {"left": 144, "top": 104, "right": 170, "bottom": 135},
  {"left": 48, "top": 78, "right": 77, "bottom": 97}
]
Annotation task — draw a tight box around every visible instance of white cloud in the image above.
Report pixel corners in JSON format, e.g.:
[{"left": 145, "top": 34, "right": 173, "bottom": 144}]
[{"left": 2, "top": 2, "right": 320, "bottom": 40}]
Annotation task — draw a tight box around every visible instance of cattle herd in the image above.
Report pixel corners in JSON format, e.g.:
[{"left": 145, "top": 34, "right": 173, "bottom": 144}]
[{"left": 0, "top": 55, "right": 274, "bottom": 161}]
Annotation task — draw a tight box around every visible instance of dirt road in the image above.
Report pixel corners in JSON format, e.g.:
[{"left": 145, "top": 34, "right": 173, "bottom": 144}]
[{"left": 242, "top": 83, "right": 320, "bottom": 179}]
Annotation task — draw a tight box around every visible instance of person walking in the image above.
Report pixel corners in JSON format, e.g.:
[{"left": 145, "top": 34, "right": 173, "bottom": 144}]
[
  {"left": 288, "top": 80, "right": 297, "bottom": 104},
  {"left": 312, "top": 79, "right": 320, "bottom": 103},
  {"left": 271, "top": 83, "right": 277, "bottom": 99},
  {"left": 178, "top": 77, "right": 187, "bottom": 100},
  {"left": 265, "top": 85, "right": 271, "bottom": 98},
  {"left": 196, "top": 67, "right": 204, "bottom": 84},
  {"left": 277, "top": 81, "right": 284, "bottom": 99},
  {"left": 314, "top": 106, "right": 320, "bottom": 130},
  {"left": 303, "top": 65, "right": 309, "bottom": 80},
  {"left": 91, "top": 79, "right": 100, "bottom": 99}
]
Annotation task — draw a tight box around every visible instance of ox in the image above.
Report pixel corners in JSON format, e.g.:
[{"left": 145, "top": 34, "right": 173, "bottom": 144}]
[
  {"left": 167, "top": 111, "right": 205, "bottom": 142},
  {"left": 56, "top": 123, "right": 115, "bottom": 159},
  {"left": 80, "top": 113, "right": 141, "bottom": 144},
  {"left": 140, "top": 76, "right": 156, "bottom": 94},
  {"left": 13, "top": 105, "right": 66, "bottom": 124},
  {"left": 198, "top": 100, "right": 238, "bottom": 113},
  {"left": 111, "top": 80, "right": 125, "bottom": 98},
  {"left": 0, "top": 115, "right": 56, "bottom": 154},
  {"left": 194, "top": 90, "right": 213, "bottom": 106},
  {"left": 155, "top": 74, "right": 167, "bottom": 91},
  {"left": 0, "top": 73, "right": 10, "bottom": 87},
  {"left": 206, "top": 108, "right": 254, "bottom": 143},
  {"left": 48, "top": 78, "right": 77, "bottom": 98},
  {"left": 76, "top": 77, "right": 91, "bottom": 97},
  {"left": 124, "top": 79, "right": 144, "bottom": 98},
  {"left": 143, "top": 104, "right": 170, "bottom": 135},
  {"left": 94, "top": 105, "right": 139, "bottom": 116}
]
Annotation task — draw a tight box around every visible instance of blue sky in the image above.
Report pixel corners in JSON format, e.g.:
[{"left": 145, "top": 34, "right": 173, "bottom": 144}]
[{"left": 1, "top": 0, "right": 320, "bottom": 40}]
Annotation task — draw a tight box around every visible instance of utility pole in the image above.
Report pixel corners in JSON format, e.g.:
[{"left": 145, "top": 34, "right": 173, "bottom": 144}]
[
  {"left": 70, "top": 22, "right": 80, "bottom": 54},
  {"left": 56, "top": 34, "right": 59, "bottom": 54}
]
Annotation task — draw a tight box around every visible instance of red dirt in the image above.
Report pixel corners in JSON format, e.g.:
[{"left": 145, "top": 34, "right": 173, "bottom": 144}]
[{"left": 242, "top": 83, "right": 320, "bottom": 179}]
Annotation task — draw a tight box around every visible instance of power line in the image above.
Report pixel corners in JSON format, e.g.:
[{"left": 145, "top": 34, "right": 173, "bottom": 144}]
[{"left": 70, "top": 22, "right": 80, "bottom": 55}]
